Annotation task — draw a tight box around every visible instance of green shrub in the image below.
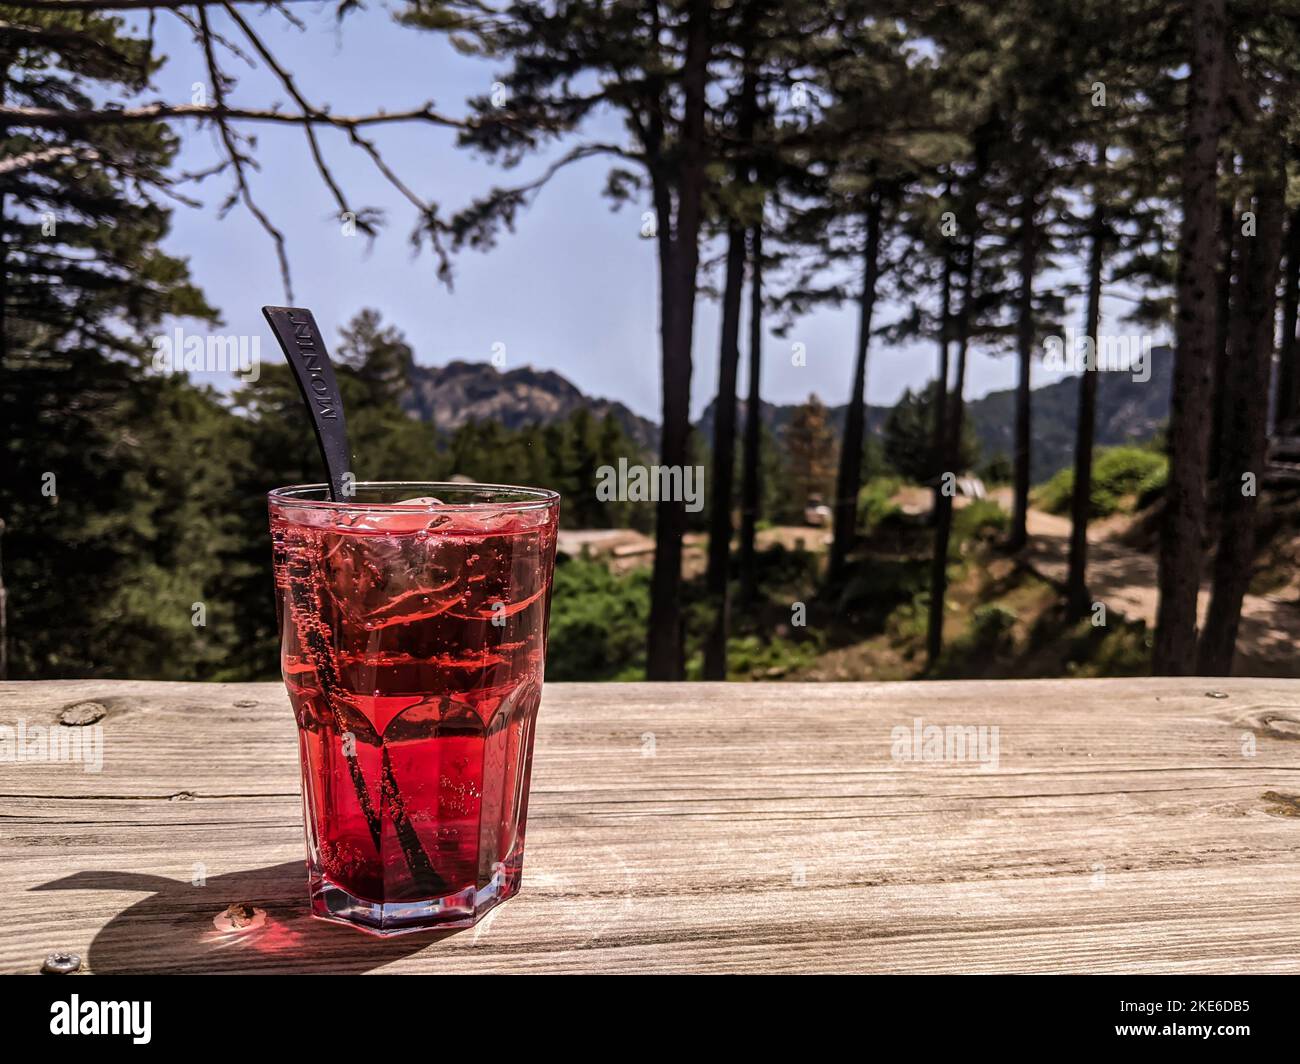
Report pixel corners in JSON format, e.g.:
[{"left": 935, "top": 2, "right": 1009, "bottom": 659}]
[
  {"left": 1061, "top": 617, "right": 1153, "bottom": 677},
  {"left": 1036, "top": 446, "right": 1168, "bottom": 517},
  {"left": 751, "top": 541, "right": 820, "bottom": 593},
  {"left": 950, "top": 498, "right": 1009, "bottom": 556},
  {"left": 547, "top": 556, "right": 648, "bottom": 680},
  {"left": 969, "top": 604, "right": 1017, "bottom": 650},
  {"left": 836, "top": 557, "right": 929, "bottom": 628},
  {"left": 885, "top": 590, "right": 930, "bottom": 646},
  {"left": 979, "top": 453, "right": 1014, "bottom": 485},
  {"left": 716, "top": 633, "right": 822, "bottom": 680},
  {"left": 856, "top": 475, "right": 903, "bottom": 532},
  {"left": 1035, "top": 468, "right": 1073, "bottom": 514},
  {"left": 1132, "top": 459, "right": 1168, "bottom": 510}
]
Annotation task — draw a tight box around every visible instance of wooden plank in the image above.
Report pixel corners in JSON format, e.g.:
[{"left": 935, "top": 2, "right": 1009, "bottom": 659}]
[{"left": 1, "top": 678, "right": 1299, "bottom": 973}]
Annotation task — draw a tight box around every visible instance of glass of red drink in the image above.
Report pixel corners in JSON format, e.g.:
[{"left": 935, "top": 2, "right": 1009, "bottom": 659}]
[{"left": 268, "top": 482, "right": 560, "bottom": 935}]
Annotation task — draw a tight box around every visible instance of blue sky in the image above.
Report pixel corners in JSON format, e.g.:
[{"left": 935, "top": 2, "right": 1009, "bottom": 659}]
[{"left": 136, "top": 3, "right": 1141, "bottom": 422}]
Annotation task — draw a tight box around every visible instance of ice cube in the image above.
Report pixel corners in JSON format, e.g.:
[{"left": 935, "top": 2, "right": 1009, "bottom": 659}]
[{"left": 346, "top": 497, "right": 449, "bottom": 534}]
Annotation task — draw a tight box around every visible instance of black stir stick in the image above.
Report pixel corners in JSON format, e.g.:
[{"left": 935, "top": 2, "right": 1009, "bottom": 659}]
[
  {"left": 262, "top": 306, "right": 353, "bottom": 500},
  {"left": 263, "top": 305, "right": 445, "bottom": 898}
]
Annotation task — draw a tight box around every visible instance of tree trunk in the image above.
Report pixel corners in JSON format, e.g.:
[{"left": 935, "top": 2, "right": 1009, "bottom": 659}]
[
  {"left": 1198, "top": 150, "right": 1285, "bottom": 674},
  {"left": 927, "top": 236, "right": 975, "bottom": 669},
  {"left": 647, "top": 0, "right": 710, "bottom": 681},
  {"left": 1066, "top": 147, "right": 1106, "bottom": 619},
  {"left": 1275, "top": 204, "right": 1300, "bottom": 430},
  {"left": 1009, "top": 190, "right": 1038, "bottom": 552},
  {"left": 1153, "top": 0, "right": 1227, "bottom": 675},
  {"left": 1, "top": 61, "right": 11, "bottom": 676},
  {"left": 0, "top": 186, "right": 7, "bottom": 380},
  {"left": 1208, "top": 198, "right": 1235, "bottom": 484},
  {"left": 828, "top": 189, "right": 883, "bottom": 583},
  {"left": 739, "top": 223, "right": 764, "bottom": 607},
  {"left": 0, "top": 518, "right": 7, "bottom": 681},
  {"left": 702, "top": 220, "right": 747, "bottom": 679},
  {"left": 930, "top": 248, "right": 953, "bottom": 518},
  {"left": 1, "top": 73, "right": 10, "bottom": 387},
  {"left": 1, "top": 55, "right": 9, "bottom": 381},
  {"left": 702, "top": 44, "right": 759, "bottom": 680}
]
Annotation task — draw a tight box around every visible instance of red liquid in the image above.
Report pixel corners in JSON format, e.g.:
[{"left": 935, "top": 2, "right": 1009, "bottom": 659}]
[{"left": 270, "top": 496, "right": 558, "bottom": 928}]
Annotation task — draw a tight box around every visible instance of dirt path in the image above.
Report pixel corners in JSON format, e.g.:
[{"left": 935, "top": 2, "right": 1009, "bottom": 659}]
[
  {"left": 988, "top": 489, "right": 1299, "bottom": 674},
  {"left": 557, "top": 524, "right": 830, "bottom": 577}
]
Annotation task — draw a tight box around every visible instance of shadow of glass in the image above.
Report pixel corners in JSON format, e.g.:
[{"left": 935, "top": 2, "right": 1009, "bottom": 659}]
[{"left": 33, "top": 862, "right": 459, "bottom": 973}]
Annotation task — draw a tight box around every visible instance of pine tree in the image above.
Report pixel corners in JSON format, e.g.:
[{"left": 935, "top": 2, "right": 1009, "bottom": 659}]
[
  {"left": 883, "top": 383, "right": 977, "bottom": 483},
  {"left": 1153, "top": 0, "right": 1230, "bottom": 674},
  {"left": 1, "top": 7, "right": 226, "bottom": 677},
  {"left": 336, "top": 309, "right": 418, "bottom": 409},
  {"left": 738, "top": 223, "right": 769, "bottom": 606},
  {"left": 701, "top": 0, "right": 766, "bottom": 678},
  {"left": 411, "top": 0, "right": 719, "bottom": 679},
  {"left": 1197, "top": 11, "right": 1300, "bottom": 673},
  {"left": 771, "top": 11, "right": 944, "bottom": 585},
  {"left": 782, "top": 395, "right": 836, "bottom": 511}
]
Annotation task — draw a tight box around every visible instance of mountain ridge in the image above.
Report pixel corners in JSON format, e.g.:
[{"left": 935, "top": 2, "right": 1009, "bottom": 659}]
[
  {"left": 403, "top": 346, "right": 1173, "bottom": 482},
  {"left": 404, "top": 360, "right": 660, "bottom": 452},
  {"left": 699, "top": 345, "right": 1173, "bottom": 482}
]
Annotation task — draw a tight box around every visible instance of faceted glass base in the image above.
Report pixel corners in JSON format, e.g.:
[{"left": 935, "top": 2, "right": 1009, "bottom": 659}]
[{"left": 308, "top": 860, "right": 522, "bottom": 936}]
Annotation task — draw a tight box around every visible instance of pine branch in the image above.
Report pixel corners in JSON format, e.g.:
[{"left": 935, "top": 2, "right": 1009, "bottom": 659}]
[
  {"left": 221, "top": 1, "right": 373, "bottom": 236},
  {"left": 3, "top": 3, "right": 476, "bottom": 291},
  {"left": 195, "top": 6, "right": 293, "bottom": 300},
  {"left": 1, "top": 101, "right": 469, "bottom": 131},
  {"left": 219, "top": 10, "right": 455, "bottom": 276},
  {"left": 445, "top": 143, "right": 638, "bottom": 253},
  {"left": 0, "top": 18, "right": 143, "bottom": 69},
  {"left": 169, "top": 6, "right": 257, "bottom": 67},
  {"left": 4, "top": 0, "right": 317, "bottom": 10},
  {"left": 0, "top": 145, "right": 100, "bottom": 175}
]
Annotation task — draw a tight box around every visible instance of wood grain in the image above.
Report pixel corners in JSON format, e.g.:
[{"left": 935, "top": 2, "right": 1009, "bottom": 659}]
[{"left": 2, "top": 678, "right": 1299, "bottom": 973}]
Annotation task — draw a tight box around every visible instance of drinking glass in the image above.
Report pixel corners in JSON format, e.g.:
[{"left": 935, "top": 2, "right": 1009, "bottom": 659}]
[{"left": 268, "top": 482, "right": 560, "bottom": 935}]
